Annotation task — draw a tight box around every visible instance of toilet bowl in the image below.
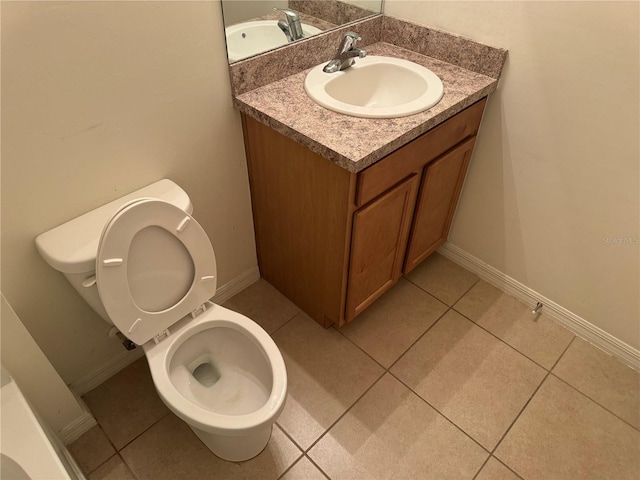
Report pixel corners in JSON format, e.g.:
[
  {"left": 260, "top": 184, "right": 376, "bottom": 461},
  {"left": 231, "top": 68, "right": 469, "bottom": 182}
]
[
  {"left": 144, "top": 304, "right": 286, "bottom": 461},
  {"left": 35, "top": 179, "right": 287, "bottom": 462}
]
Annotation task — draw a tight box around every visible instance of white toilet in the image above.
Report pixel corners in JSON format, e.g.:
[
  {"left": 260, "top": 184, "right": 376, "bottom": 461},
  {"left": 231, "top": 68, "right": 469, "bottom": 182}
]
[{"left": 35, "top": 179, "right": 287, "bottom": 462}]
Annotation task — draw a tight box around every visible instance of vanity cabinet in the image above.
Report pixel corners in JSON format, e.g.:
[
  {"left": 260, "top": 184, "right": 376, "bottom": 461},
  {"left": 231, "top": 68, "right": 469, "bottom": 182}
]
[{"left": 241, "top": 98, "right": 486, "bottom": 327}]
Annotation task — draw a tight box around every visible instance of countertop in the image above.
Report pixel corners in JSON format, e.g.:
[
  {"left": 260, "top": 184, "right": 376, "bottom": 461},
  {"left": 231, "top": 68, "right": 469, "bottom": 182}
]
[{"left": 234, "top": 42, "right": 498, "bottom": 173}]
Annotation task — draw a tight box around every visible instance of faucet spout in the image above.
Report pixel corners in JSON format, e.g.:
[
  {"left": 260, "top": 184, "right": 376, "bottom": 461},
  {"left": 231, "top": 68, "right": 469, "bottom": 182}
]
[
  {"left": 323, "top": 31, "right": 366, "bottom": 73},
  {"left": 273, "top": 8, "right": 304, "bottom": 42}
]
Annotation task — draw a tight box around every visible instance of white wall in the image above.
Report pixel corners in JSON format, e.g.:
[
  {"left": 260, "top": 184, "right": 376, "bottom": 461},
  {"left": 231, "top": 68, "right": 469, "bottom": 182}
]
[
  {"left": 1, "top": 294, "right": 89, "bottom": 435},
  {"left": 386, "top": 0, "right": 640, "bottom": 349},
  {"left": 1, "top": 1, "right": 257, "bottom": 385}
]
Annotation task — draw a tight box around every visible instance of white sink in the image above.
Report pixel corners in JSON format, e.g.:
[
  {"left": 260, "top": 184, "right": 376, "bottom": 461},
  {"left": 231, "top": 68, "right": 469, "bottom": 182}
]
[
  {"left": 226, "top": 20, "right": 322, "bottom": 62},
  {"left": 304, "top": 56, "right": 444, "bottom": 118}
]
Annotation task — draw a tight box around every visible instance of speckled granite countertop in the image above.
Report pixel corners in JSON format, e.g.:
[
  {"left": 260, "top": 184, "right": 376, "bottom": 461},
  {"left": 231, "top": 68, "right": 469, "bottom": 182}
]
[{"left": 234, "top": 42, "right": 498, "bottom": 173}]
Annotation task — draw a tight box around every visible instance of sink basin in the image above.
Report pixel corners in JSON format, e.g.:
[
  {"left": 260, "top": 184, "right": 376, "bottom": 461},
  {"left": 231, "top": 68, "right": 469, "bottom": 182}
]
[
  {"left": 226, "top": 20, "right": 322, "bottom": 62},
  {"left": 304, "top": 56, "right": 444, "bottom": 118}
]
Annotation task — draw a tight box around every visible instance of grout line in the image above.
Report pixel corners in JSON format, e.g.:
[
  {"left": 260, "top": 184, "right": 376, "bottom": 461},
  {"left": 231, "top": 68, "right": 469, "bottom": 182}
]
[
  {"left": 387, "top": 369, "right": 490, "bottom": 454},
  {"left": 274, "top": 422, "right": 305, "bottom": 454},
  {"left": 471, "top": 455, "right": 492, "bottom": 480},
  {"left": 404, "top": 264, "right": 481, "bottom": 309},
  {"left": 448, "top": 276, "right": 482, "bottom": 309},
  {"left": 471, "top": 454, "right": 526, "bottom": 480},
  {"left": 501, "top": 457, "right": 525, "bottom": 480},
  {"left": 268, "top": 309, "right": 304, "bottom": 337},
  {"left": 489, "top": 337, "right": 576, "bottom": 456},
  {"left": 549, "top": 372, "right": 640, "bottom": 433},
  {"left": 79, "top": 423, "right": 143, "bottom": 479},
  {"left": 275, "top": 453, "right": 305, "bottom": 480},
  {"left": 117, "top": 452, "right": 141, "bottom": 480},
  {"left": 553, "top": 335, "right": 577, "bottom": 370},
  {"left": 447, "top": 282, "right": 582, "bottom": 374},
  {"left": 79, "top": 425, "right": 118, "bottom": 475},
  {"left": 490, "top": 371, "right": 549, "bottom": 455},
  {"left": 333, "top": 298, "right": 450, "bottom": 375},
  {"left": 304, "top": 453, "right": 332, "bottom": 480},
  {"left": 115, "top": 410, "right": 172, "bottom": 452},
  {"left": 261, "top": 427, "right": 335, "bottom": 480},
  {"left": 299, "top": 370, "right": 388, "bottom": 454},
  {"left": 450, "top": 305, "right": 565, "bottom": 372},
  {"left": 385, "top": 307, "right": 451, "bottom": 372},
  {"left": 84, "top": 453, "right": 116, "bottom": 477},
  {"left": 331, "top": 324, "right": 390, "bottom": 371}
]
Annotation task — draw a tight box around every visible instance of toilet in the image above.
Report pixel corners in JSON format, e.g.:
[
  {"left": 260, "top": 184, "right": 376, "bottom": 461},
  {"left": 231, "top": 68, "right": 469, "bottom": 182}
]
[{"left": 35, "top": 179, "right": 287, "bottom": 462}]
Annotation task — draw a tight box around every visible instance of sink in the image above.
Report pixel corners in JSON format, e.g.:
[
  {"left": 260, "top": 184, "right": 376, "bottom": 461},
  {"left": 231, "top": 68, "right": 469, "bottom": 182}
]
[
  {"left": 304, "top": 56, "right": 444, "bottom": 118},
  {"left": 226, "top": 20, "right": 322, "bottom": 62}
]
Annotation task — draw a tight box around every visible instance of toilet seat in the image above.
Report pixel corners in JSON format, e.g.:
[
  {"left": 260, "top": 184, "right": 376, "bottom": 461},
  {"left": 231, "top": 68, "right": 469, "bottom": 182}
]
[{"left": 96, "top": 198, "right": 217, "bottom": 345}]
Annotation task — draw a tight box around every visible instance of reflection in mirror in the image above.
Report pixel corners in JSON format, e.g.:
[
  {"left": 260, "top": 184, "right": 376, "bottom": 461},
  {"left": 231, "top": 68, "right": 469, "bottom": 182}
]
[{"left": 221, "top": 0, "right": 383, "bottom": 63}]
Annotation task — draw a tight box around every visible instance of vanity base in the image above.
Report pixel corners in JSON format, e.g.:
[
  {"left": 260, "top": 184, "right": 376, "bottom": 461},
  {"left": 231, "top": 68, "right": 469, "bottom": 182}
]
[{"left": 241, "top": 98, "right": 486, "bottom": 327}]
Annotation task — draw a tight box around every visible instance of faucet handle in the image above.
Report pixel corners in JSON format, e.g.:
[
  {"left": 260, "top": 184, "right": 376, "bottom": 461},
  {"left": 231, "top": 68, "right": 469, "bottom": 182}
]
[
  {"left": 337, "top": 31, "right": 361, "bottom": 53},
  {"left": 344, "top": 31, "right": 361, "bottom": 48},
  {"left": 345, "top": 31, "right": 362, "bottom": 41}
]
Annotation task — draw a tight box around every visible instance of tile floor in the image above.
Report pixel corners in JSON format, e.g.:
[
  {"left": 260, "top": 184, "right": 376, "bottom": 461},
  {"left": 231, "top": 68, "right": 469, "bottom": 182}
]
[{"left": 70, "top": 253, "right": 640, "bottom": 479}]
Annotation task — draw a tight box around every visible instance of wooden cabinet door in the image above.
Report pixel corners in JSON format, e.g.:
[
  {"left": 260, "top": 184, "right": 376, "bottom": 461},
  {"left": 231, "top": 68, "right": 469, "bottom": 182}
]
[
  {"left": 404, "top": 137, "right": 477, "bottom": 274},
  {"left": 346, "top": 175, "right": 420, "bottom": 321}
]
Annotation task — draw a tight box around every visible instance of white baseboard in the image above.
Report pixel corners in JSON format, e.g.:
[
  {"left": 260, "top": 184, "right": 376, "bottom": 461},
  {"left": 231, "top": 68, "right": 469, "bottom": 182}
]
[
  {"left": 70, "top": 348, "right": 144, "bottom": 397},
  {"left": 58, "top": 387, "right": 98, "bottom": 444},
  {"left": 211, "top": 265, "right": 261, "bottom": 305},
  {"left": 69, "top": 266, "right": 261, "bottom": 396},
  {"left": 59, "top": 409, "right": 97, "bottom": 444},
  {"left": 438, "top": 242, "right": 640, "bottom": 371}
]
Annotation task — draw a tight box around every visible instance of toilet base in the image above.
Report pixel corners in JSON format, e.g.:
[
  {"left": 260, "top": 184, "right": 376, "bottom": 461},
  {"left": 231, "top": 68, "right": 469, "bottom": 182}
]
[{"left": 188, "top": 423, "right": 273, "bottom": 462}]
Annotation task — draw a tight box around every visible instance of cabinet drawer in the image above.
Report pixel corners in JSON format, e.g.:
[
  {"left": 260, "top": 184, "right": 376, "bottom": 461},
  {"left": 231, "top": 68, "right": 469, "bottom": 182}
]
[{"left": 355, "top": 98, "right": 486, "bottom": 207}]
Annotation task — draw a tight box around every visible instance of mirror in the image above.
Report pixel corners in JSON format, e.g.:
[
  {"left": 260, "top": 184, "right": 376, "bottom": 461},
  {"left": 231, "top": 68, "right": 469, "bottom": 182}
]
[{"left": 221, "top": 0, "right": 383, "bottom": 63}]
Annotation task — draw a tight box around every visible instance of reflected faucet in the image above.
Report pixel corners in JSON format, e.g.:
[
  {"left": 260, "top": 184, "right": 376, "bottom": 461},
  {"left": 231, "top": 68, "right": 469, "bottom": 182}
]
[
  {"left": 274, "top": 8, "right": 304, "bottom": 42},
  {"left": 323, "top": 31, "right": 366, "bottom": 73}
]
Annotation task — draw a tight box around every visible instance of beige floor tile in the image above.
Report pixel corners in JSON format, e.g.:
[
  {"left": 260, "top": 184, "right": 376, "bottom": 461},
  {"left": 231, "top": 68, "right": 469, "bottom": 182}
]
[
  {"left": 391, "top": 310, "right": 546, "bottom": 450},
  {"left": 495, "top": 375, "right": 640, "bottom": 480},
  {"left": 454, "top": 281, "right": 574, "bottom": 369},
  {"left": 405, "top": 252, "right": 478, "bottom": 306},
  {"left": 69, "top": 425, "right": 115, "bottom": 474},
  {"left": 553, "top": 337, "right": 640, "bottom": 428},
  {"left": 273, "top": 313, "right": 384, "bottom": 450},
  {"left": 280, "top": 456, "right": 327, "bottom": 480},
  {"left": 309, "top": 374, "right": 488, "bottom": 479},
  {"left": 223, "top": 278, "right": 300, "bottom": 334},
  {"left": 88, "top": 455, "right": 135, "bottom": 480},
  {"left": 341, "top": 278, "right": 447, "bottom": 367},
  {"left": 475, "top": 457, "right": 521, "bottom": 480},
  {"left": 83, "top": 357, "right": 169, "bottom": 449},
  {"left": 120, "top": 414, "right": 301, "bottom": 480}
]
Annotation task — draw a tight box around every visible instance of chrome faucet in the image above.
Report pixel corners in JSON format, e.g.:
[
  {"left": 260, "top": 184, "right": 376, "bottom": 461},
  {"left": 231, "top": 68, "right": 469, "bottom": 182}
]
[
  {"left": 323, "top": 31, "right": 366, "bottom": 73},
  {"left": 274, "top": 8, "right": 304, "bottom": 42}
]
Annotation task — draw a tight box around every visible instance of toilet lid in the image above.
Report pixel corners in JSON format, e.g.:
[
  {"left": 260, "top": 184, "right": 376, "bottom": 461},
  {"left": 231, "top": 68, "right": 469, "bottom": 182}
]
[{"left": 96, "top": 198, "right": 217, "bottom": 345}]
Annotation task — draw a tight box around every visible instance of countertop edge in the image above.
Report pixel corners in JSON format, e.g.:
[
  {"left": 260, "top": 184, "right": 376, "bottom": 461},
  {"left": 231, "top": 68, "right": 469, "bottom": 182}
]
[
  {"left": 234, "top": 41, "right": 501, "bottom": 173},
  {"left": 234, "top": 84, "right": 496, "bottom": 173}
]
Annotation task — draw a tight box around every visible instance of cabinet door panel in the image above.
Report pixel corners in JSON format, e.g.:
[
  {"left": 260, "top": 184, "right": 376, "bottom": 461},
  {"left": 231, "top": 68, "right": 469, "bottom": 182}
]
[
  {"left": 404, "top": 137, "right": 476, "bottom": 274},
  {"left": 346, "top": 175, "right": 420, "bottom": 321}
]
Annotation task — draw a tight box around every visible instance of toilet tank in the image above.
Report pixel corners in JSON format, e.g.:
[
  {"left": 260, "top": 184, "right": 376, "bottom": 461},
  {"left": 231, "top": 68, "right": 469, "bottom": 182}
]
[{"left": 35, "top": 179, "right": 193, "bottom": 323}]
